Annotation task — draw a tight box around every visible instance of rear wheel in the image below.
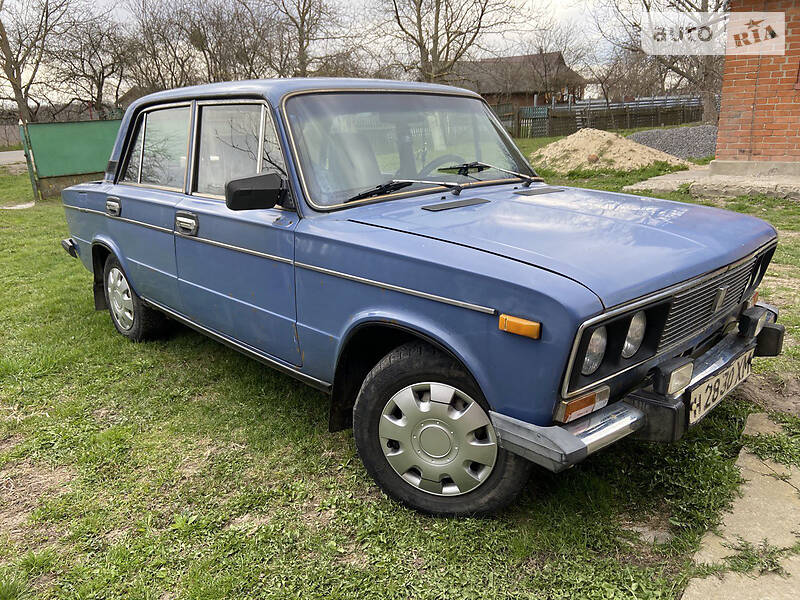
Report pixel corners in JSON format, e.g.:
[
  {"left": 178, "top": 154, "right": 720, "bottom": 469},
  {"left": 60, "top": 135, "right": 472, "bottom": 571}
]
[
  {"left": 353, "top": 341, "right": 532, "bottom": 515},
  {"left": 103, "top": 256, "right": 165, "bottom": 342}
]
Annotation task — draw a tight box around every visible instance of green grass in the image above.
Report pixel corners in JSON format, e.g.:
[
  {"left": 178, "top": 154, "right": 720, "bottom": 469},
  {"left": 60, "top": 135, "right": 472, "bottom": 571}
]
[
  {"left": 0, "top": 166, "right": 798, "bottom": 598},
  {"left": 0, "top": 166, "right": 32, "bottom": 206},
  {"left": 0, "top": 143, "right": 23, "bottom": 152}
]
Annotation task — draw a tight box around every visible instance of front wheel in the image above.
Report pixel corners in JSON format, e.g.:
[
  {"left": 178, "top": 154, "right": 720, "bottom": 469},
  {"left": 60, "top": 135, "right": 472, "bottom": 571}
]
[{"left": 353, "top": 341, "right": 532, "bottom": 516}]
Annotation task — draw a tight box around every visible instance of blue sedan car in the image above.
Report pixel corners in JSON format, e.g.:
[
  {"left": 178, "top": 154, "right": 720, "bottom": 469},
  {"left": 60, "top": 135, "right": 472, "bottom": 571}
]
[{"left": 61, "top": 79, "right": 784, "bottom": 515}]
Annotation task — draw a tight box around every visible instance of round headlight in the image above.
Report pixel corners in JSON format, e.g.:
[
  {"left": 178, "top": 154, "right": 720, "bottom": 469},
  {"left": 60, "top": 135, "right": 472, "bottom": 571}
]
[
  {"left": 581, "top": 326, "right": 607, "bottom": 376},
  {"left": 622, "top": 311, "right": 647, "bottom": 358}
]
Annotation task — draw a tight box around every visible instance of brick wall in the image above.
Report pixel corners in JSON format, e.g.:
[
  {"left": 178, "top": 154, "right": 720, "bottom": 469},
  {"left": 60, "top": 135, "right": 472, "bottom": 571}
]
[{"left": 716, "top": 0, "right": 800, "bottom": 162}]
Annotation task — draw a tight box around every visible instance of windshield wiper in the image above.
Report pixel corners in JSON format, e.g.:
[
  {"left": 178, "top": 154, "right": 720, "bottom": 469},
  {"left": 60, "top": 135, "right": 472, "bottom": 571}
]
[
  {"left": 437, "top": 161, "right": 543, "bottom": 187},
  {"left": 344, "top": 179, "right": 463, "bottom": 203}
]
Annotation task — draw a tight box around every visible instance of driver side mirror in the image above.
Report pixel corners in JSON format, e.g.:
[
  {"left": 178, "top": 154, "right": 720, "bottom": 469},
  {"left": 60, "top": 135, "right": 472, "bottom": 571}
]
[{"left": 225, "top": 172, "right": 288, "bottom": 211}]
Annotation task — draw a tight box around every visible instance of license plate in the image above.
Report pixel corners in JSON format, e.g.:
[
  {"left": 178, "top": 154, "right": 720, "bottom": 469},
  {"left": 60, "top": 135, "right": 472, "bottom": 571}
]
[{"left": 688, "top": 349, "right": 754, "bottom": 425}]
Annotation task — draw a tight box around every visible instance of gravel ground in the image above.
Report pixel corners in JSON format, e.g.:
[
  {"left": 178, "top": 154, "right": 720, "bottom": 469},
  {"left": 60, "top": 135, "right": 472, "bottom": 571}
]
[{"left": 627, "top": 125, "right": 717, "bottom": 159}]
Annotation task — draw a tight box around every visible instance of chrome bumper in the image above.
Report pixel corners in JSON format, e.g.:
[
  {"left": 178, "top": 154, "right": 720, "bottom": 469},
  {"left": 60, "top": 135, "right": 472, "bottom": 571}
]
[
  {"left": 490, "top": 403, "right": 645, "bottom": 473},
  {"left": 61, "top": 237, "right": 78, "bottom": 258},
  {"left": 490, "top": 302, "right": 783, "bottom": 472}
]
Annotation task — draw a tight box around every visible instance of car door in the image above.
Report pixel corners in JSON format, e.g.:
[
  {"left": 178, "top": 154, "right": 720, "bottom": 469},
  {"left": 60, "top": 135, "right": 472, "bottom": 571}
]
[
  {"left": 174, "top": 101, "right": 301, "bottom": 366},
  {"left": 107, "top": 103, "right": 192, "bottom": 310}
]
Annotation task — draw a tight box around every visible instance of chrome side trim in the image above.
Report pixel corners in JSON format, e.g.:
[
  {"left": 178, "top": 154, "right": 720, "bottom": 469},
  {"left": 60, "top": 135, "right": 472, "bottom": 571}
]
[
  {"left": 63, "top": 204, "right": 105, "bottom": 217},
  {"left": 175, "top": 232, "right": 293, "bottom": 264},
  {"left": 63, "top": 204, "right": 173, "bottom": 234},
  {"left": 560, "top": 239, "right": 778, "bottom": 399},
  {"left": 296, "top": 261, "right": 496, "bottom": 315},
  {"left": 112, "top": 215, "right": 173, "bottom": 234},
  {"left": 141, "top": 297, "right": 331, "bottom": 392}
]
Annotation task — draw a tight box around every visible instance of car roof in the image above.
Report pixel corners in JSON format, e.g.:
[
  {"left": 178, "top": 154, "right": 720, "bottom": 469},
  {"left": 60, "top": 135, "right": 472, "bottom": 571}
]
[
  {"left": 106, "top": 78, "right": 483, "bottom": 183},
  {"left": 128, "top": 78, "right": 481, "bottom": 111}
]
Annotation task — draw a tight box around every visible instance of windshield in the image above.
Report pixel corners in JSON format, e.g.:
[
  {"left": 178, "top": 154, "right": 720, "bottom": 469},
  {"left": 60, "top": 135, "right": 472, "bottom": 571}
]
[{"left": 284, "top": 92, "right": 536, "bottom": 208}]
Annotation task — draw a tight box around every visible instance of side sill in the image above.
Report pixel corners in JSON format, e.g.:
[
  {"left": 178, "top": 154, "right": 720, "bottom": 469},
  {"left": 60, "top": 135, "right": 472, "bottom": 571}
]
[{"left": 141, "top": 298, "right": 332, "bottom": 394}]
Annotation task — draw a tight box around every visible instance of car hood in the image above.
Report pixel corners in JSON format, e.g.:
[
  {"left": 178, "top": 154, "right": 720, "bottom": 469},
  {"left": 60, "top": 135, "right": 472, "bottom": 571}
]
[{"left": 343, "top": 184, "right": 777, "bottom": 308}]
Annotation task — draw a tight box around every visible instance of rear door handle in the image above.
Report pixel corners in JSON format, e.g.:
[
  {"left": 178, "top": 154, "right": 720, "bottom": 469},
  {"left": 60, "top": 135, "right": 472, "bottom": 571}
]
[
  {"left": 106, "top": 196, "right": 121, "bottom": 216},
  {"left": 175, "top": 212, "right": 198, "bottom": 236}
]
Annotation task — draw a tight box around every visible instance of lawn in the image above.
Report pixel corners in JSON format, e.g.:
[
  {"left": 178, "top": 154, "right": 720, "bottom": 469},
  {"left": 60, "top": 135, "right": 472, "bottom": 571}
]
[{"left": 1, "top": 163, "right": 799, "bottom": 599}]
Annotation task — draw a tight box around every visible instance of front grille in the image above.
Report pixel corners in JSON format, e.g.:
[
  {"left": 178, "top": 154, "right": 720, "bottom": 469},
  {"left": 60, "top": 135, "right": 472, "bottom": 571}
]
[{"left": 657, "top": 256, "right": 758, "bottom": 351}]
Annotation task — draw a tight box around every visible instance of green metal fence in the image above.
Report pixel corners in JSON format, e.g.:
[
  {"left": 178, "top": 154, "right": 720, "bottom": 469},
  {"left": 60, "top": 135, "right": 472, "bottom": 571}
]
[{"left": 21, "top": 119, "right": 121, "bottom": 199}]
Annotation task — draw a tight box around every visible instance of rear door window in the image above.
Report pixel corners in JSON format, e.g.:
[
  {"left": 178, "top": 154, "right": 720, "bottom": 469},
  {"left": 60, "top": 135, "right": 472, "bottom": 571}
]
[{"left": 140, "top": 107, "right": 191, "bottom": 190}]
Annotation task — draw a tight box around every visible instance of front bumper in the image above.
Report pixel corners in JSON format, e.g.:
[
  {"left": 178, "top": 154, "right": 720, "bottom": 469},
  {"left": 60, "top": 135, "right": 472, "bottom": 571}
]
[{"left": 490, "top": 303, "right": 784, "bottom": 473}]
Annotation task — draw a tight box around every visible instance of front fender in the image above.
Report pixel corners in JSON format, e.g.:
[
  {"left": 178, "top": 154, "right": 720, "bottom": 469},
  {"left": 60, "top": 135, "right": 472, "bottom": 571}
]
[{"left": 336, "top": 309, "right": 486, "bottom": 398}]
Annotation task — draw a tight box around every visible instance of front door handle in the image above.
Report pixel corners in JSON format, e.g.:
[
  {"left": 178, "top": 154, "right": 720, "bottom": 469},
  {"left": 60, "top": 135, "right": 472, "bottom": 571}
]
[
  {"left": 106, "top": 196, "right": 121, "bottom": 216},
  {"left": 175, "top": 212, "right": 198, "bottom": 236}
]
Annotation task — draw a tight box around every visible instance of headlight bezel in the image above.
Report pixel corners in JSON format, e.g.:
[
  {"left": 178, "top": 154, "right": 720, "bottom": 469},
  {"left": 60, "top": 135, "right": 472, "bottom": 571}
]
[{"left": 565, "top": 301, "right": 671, "bottom": 397}]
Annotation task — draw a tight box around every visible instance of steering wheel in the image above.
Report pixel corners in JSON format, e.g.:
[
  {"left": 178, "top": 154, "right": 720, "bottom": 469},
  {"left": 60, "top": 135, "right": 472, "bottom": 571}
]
[{"left": 417, "top": 154, "right": 469, "bottom": 178}]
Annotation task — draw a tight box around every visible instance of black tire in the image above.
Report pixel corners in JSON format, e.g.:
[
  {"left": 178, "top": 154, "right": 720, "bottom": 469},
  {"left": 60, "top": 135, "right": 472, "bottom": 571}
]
[
  {"left": 102, "top": 255, "right": 166, "bottom": 342},
  {"left": 353, "top": 341, "right": 532, "bottom": 516}
]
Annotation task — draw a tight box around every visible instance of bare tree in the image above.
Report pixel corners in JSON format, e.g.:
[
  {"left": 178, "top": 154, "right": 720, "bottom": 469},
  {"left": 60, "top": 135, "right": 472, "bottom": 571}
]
[
  {"left": 513, "top": 21, "right": 589, "bottom": 102},
  {"left": 122, "top": 0, "right": 199, "bottom": 92},
  {"left": 178, "top": 0, "right": 279, "bottom": 82},
  {"left": 0, "top": 0, "right": 73, "bottom": 122},
  {"left": 46, "top": 11, "right": 126, "bottom": 118},
  {"left": 265, "top": 0, "right": 352, "bottom": 77},
  {"left": 379, "top": 0, "right": 526, "bottom": 82},
  {"left": 593, "top": 0, "right": 727, "bottom": 121},
  {"left": 582, "top": 47, "right": 629, "bottom": 107}
]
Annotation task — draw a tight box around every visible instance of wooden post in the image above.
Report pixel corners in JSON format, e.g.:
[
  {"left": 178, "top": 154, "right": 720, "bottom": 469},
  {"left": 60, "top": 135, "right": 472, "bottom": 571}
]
[{"left": 19, "top": 121, "right": 42, "bottom": 203}]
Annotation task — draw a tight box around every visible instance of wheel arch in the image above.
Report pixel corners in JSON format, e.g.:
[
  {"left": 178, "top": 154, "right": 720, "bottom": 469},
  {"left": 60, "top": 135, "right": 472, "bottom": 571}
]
[
  {"left": 329, "top": 318, "right": 485, "bottom": 432},
  {"left": 90, "top": 237, "right": 134, "bottom": 310}
]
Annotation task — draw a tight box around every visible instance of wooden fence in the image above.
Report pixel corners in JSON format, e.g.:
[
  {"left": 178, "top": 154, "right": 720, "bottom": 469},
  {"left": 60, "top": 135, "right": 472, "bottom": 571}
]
[{"left": 493, "top": 96, "right": 705, "bottom": 138}]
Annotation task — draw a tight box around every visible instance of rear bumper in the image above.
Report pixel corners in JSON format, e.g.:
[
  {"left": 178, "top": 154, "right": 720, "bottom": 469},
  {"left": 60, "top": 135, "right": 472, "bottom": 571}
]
[
  {"left": 490, "top": 303, "right": 783, "bottom": 472},
  {"left": 61, "top": 237, "right": 78, "bottom": 258}
]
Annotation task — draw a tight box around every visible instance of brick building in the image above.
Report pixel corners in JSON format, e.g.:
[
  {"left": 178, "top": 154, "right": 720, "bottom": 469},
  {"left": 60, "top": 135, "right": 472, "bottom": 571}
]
[{"left": 714, "top": 1, "right": 800, "bottom": 175}]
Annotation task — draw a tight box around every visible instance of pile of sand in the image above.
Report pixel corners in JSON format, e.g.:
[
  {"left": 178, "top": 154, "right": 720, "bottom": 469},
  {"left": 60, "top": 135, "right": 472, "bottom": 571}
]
[{"left": 530, "top": 128, "right": 691, "bottom": 174}]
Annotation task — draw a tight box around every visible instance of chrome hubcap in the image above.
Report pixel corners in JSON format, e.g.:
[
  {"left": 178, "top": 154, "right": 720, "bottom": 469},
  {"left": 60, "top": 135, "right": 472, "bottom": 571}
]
[
  {"left": 379, "top": 382, "right": 498, "bottom": 496},
  {"left": 107, "top": 267, "right": 134, "bottom": 330}
]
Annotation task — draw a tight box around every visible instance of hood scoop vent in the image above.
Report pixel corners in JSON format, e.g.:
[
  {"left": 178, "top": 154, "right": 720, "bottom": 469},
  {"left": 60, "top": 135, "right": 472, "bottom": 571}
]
[
  {"left": 421, "top": 198, "right": 490, "bottom": 212},
  {"left": 515, "top": 186, "right": 565, "bottom": 196}
]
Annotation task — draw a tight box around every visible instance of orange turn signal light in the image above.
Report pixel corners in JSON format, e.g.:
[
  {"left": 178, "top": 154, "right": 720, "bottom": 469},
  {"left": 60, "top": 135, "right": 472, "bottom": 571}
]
[
  {"left": 498, "top": 314, "right": 541, "bottom": 340},
  {"left": 554, "top": 387, "right": 610, "bottom": 423}
]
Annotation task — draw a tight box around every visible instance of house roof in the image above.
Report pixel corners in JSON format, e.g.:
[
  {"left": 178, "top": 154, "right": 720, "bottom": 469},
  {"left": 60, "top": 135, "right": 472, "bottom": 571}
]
[{"left": 447, "top": 52, "right": 586, "bottom": 96}]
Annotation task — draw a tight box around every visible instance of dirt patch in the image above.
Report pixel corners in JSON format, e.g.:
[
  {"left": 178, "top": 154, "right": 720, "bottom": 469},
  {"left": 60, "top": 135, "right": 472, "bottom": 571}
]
[
  {"left": 1, "top": 162, "right": 27, "bottom": 176},
  {"left": 0, "top": 461, "right": 73, "bottom": 542},
  {"left": 530, "top": 128, "right": 691, "bottom": 174},
  {"left": 175, "top": 439, "right": 217, "bottom": 479},
  {"left": 226, "top": 512, "right": 271, "bottom": 535},
  {"left": 0, "top": 436, "right": 22, "bottom": 454},
  {"left": 299, "top": 499, "right": 334, "bottom": 530},
  {"left": 736, "top": 374, "right": 800, "bottom": 416},
  {"left": 336, "top": 540, "right": 370, "bottom": 568}
]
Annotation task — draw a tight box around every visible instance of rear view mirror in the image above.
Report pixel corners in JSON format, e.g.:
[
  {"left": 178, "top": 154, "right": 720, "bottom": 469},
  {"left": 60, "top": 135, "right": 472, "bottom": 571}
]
[{"left": 225, "top": 172, "right": 287, "bottom": 211}]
